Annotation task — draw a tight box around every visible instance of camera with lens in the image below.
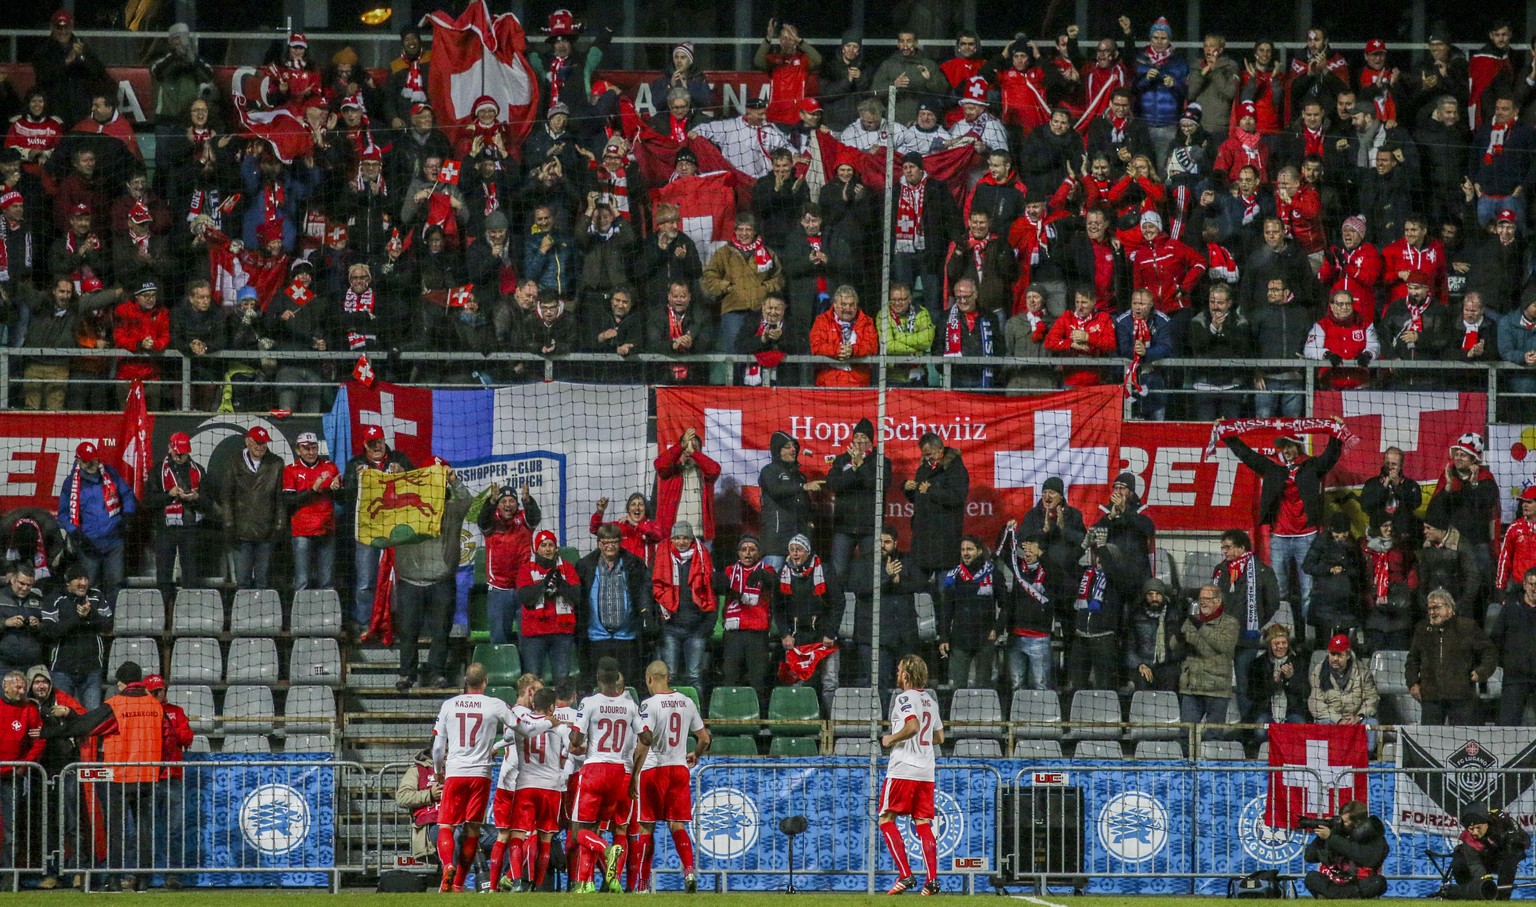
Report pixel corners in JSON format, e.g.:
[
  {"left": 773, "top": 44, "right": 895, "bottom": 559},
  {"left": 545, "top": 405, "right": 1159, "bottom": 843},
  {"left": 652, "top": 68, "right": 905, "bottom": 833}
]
[{"left": 1298, "top": 816, "right": 1340, "bottom": 832}]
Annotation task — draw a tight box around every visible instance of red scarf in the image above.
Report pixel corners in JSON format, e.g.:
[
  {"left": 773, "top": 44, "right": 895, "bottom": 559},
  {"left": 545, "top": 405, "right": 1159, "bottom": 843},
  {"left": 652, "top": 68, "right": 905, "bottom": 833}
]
[
  {"left": 189, "top": 125, "right": 212, "bottom": 152},
  {"left": 1144, "top": 45, "right": 1172, "bottom": 67},
  {"left": 546, "top": 55, "right": 570, "bottom": 106},
  {"left": 1124, "top": 316, "right": 1152, "bottom": 396},
  {"left": 1464, "top": 321, "right": 1484, "bottom": 352},
  {"left": 1303, "top": 127, "right": 1325, "bottom": 158},
  {"left": 481, "top": 180, "right": 499, "bottom": 216},
  {"left": 1402, "top": 297, "right": 1431, "bottom": 340},
  {"left": 1486, "top": 119, "right": 1513, "bottom": 165},
  {"left": 263, "top": 182, "right": 285, "bottom": 224},
  {"left": 667, "top": 306, "right": 690, "bottom": 380},
  {"left": 343, "top": 287, "right": 375, "bottom": 316},
  {"left": 65, "top": 232, "right": 100, "bottom": 254},
  {"left": 402, "top": 57, "right": 423, "bottom": 94},
  {"left": 1235, "top": 127, "right": 1263, "bottom": 164},
  {"left": 68, "top": 465, "right": 121, "bottom": 529},
  {"left": 596, "top": 166, "right": 630, "bottom": 219},
  {"left": 733, "top": 236, "right": 772, "bottom": 273},
  {"left": 668, "top": 115, "right": 688, "bottom": 142},
  {"left": 1367, "top": 544, "right": 1392, "bottom": 604},
  {"left": 1195, "top": 602, "right": 1226, "bottom": 623},
  {"left": 895, "top": 177, "right": 927, "bottom": 250},
  {"left": 1108, "top": 115, "right": 1128, "bottom": 143},
  {"left": 130, "top": 229, "right": 150, "bottom": 257},
  {"left": 161, "top": 456, "right": 202, "bottom": 527},
  {"left": 967, "top": 235, "right": 988, "bottom": 281},
  {"left": 806, "top": 235, "right": 827, "bottom": 295}
]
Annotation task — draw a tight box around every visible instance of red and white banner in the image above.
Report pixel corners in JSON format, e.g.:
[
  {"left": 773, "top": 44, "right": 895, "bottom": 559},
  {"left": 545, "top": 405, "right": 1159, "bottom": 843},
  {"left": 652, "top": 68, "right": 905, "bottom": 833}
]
[
  {"left": 655, "top": 386, "right": 1123, "bottom": 546},
  {"left": 1312, "top": 391, "right": 1486, "bottom": 488},
  {"left": 231, "top": 93, "right": 312, "bottom": 163},
  {"left": 649, "top": 172, "right": 737, "bottom": 258},
  {"left": 1118, "top": 422, "right": 1262, "bottom": 531},
  {"left": 1266, "top": 724, "right": 1369, "bottom": 829},
  {"left": 424, "top": 0, "right": 540, "bottom": 153},
  {"left": 0, "top": 414, "right": 130, "bottom": 513}
]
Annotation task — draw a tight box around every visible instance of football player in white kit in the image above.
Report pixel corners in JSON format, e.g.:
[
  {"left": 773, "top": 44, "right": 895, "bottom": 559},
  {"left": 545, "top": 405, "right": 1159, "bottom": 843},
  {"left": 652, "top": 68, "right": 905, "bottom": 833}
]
[
  {"left": 491, "top": 678, "right": 570, "bottom": 891},
  {"left": 630, "top": 660, "right": 711, "bottom": 892},
  {"left": 879, "top": 654, "right": 944, "bottom": 895},
  {"left": 570, "top": 658, "right": 640, "bottom": 892},
  {"left": 430, "top": 664, "right": 518, "bottom": 892}
]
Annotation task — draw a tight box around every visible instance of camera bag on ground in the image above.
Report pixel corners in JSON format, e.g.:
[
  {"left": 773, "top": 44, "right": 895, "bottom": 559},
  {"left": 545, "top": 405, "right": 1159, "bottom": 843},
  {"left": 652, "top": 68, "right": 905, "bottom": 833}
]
[{"left": 1229, "top": 869, "right": 1284, "bottom": 898}]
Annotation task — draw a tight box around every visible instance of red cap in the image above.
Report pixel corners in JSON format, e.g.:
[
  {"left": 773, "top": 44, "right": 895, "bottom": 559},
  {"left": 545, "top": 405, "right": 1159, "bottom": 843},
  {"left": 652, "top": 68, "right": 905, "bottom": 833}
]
[
  {"left": 362, "top": 425, "right": 385, "bottom": 442},
  {"left": 1327, "top": 634, "right": 1352, "bottom": 653},
  {"left": 798, "top": 97, "right": 821, "bottom": 114},
  {"left": 1365, "top": 39, "right": 1387, "bottom": 54},
  {"left": 76, "top": 441, "right": 99, "bottom": 461},
  {"left": 142, "top": 674, "right": 166, "bottom": 692},
  {"left": 533, "top": 529, "right": 558, "bottom": 552},
  {"left": 359, "top": 144, "right": 383, "bottom": 162},
  {"left": 51, "top": 9, "right": 72, "bottom": 26},
  {"left": 169, "top": 432, "right": 191, "bottom": 454},
  {"left": 1520, "top": 485, "right": 1536, "bottom": 502},
  {"left": 288, "top": 32, "right": 307, "bottom": 48},
  {"left": 472, "top": 95, "right": 499, "bottom": 114},
  {"left": 0, "top": 191, "right": 22, "bottom": 210},
  {"left": 409, "top": 102, "right": 433, "bottom": 117},
  {"left": 1236, "top": 100, "right": 1257, "bottom": 119},
  {"left": 1405, "top": 269, "right": 1430, "bottom": 286},
  {"left": 257, "top": 219, "right": 284, "bottom": 244},
  {"left": 1497, "top": 208, "right": 1519, "bottom": 224},
  {"left": 246, "top": 426, "right": 271, "bottom": 443},
  {"left": 128, "top": 201, "right": 152, "bottom": 225},
  {"left": 70, "top": 202, "right": 90, "bottom": 216}
]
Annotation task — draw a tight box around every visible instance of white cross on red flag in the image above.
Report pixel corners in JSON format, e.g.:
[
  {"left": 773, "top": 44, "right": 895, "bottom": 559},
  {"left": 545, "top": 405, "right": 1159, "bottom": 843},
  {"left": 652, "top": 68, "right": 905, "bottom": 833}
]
[
  {"left": 286, "top": 282, "right": 313, "bottom": 305},
  {"left": 438, "top": 160, "right": 461, "bottom": 184},
  {"left": 447, "top": 285, "right": 473, "bottom": 307},
  {"left": 352, "top": 354, "right": 375, "bottom": 388},
  {"left": 1266, "top": 724, "right": 1369, "bottom": 829}
]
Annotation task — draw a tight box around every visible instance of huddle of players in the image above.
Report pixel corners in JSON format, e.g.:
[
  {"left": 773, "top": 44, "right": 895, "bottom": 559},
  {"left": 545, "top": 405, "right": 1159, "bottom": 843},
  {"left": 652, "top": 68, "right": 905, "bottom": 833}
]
[{"left": 429, "top": 657, "right": 710, "bottom": 894}]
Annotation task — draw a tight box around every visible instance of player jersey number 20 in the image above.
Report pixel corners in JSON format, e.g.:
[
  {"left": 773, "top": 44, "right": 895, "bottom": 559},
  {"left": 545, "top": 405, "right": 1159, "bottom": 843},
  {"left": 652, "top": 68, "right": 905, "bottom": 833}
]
[{"left": 597, "top": 717, "right": 629, "bottom": 753}]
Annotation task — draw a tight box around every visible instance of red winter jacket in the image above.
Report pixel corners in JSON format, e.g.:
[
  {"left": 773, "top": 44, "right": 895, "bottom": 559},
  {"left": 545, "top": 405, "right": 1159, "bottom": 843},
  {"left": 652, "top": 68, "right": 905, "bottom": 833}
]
[
  {"left": 1275, "top": 185, "right": 1325, "bottom": 253},
  {"left": 1318, "top": 243, "right": 1384, "bottom": 325},
  {"left": 1304, "top": 313, "right": 1379, "bottom": 389},
  {"left": 1381, "top": 238, "right": 1449, "bottom": 305},
  {"left": 112, "top": 301, "right": 171, "bottom": 381},
  {"left": 1044, "top": 309, "right": 1116, "bottom": 387},
  {"left": 1129, "top": 235, "right": 1208, "bottom": 313},
  {"left": 652, "top": 541, "right": 717, "bottom": 619},
  {"left": 1497, "top": 518, "right": 1536, "bottom": 590},
  {"left": 997, "top": 65, "right": 1053, "bottom": 130},
  {"left": 809, "top": 308, "right": 879, "bottom": 386},
  {"left": 515, "top": 557, "right": 580, "bottom": 636},
  {"left": 653, "top": 442, "right": 720, "bottom": 539},
  {"left": 0, "top": 697, "right": 43, "bottom": 771},
  {"left": 160, "top": 701, "right": 194, "bottom": 779},
  {"left": 483, "top": 508, "right": 538, "bottom": 590}
]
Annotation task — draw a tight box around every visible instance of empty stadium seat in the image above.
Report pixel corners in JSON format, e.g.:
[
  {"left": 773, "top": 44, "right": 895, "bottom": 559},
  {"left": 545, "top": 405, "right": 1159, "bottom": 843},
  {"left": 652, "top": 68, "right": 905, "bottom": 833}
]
[
  {"left": 673, "top": 686, "right": 701, "bottom": 709},
  {"left": 108, "top": 637, "right": 161, "bottom": 678},
  {"left": 768, "top": 686, "right": 821, "bottom": 736},
  {"left": 112, "top": 590, "right": 165, "bottom": 635},
  {"left": 167, "top": 684, "right": 216, "bottom": 733},
  {"left": 1134, "top": 740, "right": 1185, "bottom": 760},
  {"left": 951, "top": 739, "right": 1002, "bottom": 758},
  {"left": 223, "top": 685, "right": 275, "bottom": 734},
  {"left": 831, "top": 687, "right": 881, "bottom": 736},
  {"left": 285, "top": 735, "right": 334, "bottom": 754},
  {"left": 833, "top": 738, "right": 877, "bottom": 757},
  {"left": 948, "top": 688, "right": 1005, "bottom": 740},
  {"left": 1200, "top": 740, "right": 1245, "bottom": 761},
  {"left": 290, "top": 590, "right": 343, "bottom": 637},
  {"left": 229, "top": 589, "right": 282, "bottom": 636},
  {"left": 284, "top": 686, "right": 337, "bottom": 734},
  {"left": 914, "top": 592, "right": 937, "bottom": 641},
  {"left": 1067, "top": 690, "right": 1121, "bottom": 740},
  {"left": 226, "top": 637, "right": 279, "bottom": 684},
  {"left": 1256, "top": 742, "right": 1269, "bottom": 761},
  {"left": 187, "top": 736, "right": 211, "bottom": 753},
  {"left": 1152, "top": 546, "right": 1178, "bottom": 590},
  {"left": 1385, "top": 693, "right": 1422, "bottom": 725},
  {"left": 1482, "top": 667, "right": 1503, "bottom": 701},
  {"left": 1180, "top": 550, "right": 1223, "bottom": 592},
  {"left": 1073, "top": 741, "right": 1123, "bottom": 759},
  {"left": 289, "top": 638, "right": 342, "bottom": 686},
  {"left": 222, "top": 735, "right": 272, "bottom": 754},
  {"left": 1009, "top": 689, "right": 1062, "bottom": 739},
  {"left": 171, "top": 589, "right": 223, "bottom": 635},
  {"left": 1380, "top": 740, "right": 1398, "bottom": 764},
  {"left": 1370, "top": 650, "right": 1409, "bottom": 695},
  {"left": 709, "top": 736, "right": 759, "bottom": 756},
  {"left": 1309, "top": 650, "right": 1327, "bottom": 676},
  {"left": 471, "top": 644, "right": 522, "bottom": 685},
  {"left": 1012, "top": 739, "right": 1065, "bottom": 760},
  {"left": 708, "top": 686, "right": 761, "bottom": 735},
  {"left": 768, "top": 736, "right": 820, "bottom": 757},
  {"left": 1125, "top": 690, "right": 1181, "bottom": 741},
  {"left": 486, "top": 686, "right": 517, "bottom": 706}
]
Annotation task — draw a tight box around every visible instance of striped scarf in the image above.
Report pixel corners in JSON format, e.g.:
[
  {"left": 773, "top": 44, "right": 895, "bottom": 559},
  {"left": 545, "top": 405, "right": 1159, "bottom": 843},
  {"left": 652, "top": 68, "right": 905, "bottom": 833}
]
[{"left": 67, "top": 465, "right": 121, "bottom": 531}]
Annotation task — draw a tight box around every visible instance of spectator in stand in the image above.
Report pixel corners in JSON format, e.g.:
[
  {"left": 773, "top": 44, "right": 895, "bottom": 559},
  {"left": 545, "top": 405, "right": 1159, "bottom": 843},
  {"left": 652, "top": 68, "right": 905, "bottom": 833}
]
[
  {"left": 880, "top": 282, "right": 936, "bottom": 387},
  {"left": 905, "top": 433, "right": 969, "bottom": 598},
  {"left": 217, "top": 426, "right": 285, "bottom": 590},
  {"left": 141, "top": 673, "right": 192, "bottom": 885},
  {"left": 889, "top": 152, "right": 961, "bottom": 317},
  {"left": 576, "top": 523, "right": 651, "bottom": 690},
  {"left": 638, "top": 205, "right": 702, "bottom": 308},
  {"left": 871, "top": 30, "right": 948, "bottom": 126},
  {"left": 1418, "top": 508, "right": 1481, "bottom": 618},
  {"left": 702, "top": 214, "right": 782, "bottom": 362},
  {"left": 1433, "top": 433, "right": 1500, "bottom": 599},
  {"left": 144, "top": 432, "right": 207, "bottom": 602},
  {"left": 945, "top": 211, "right": 1017, "bottom": 316},
  {"left": 1308, "top": 634, "right": 1378, "bottom": 735},
  {"left": 1125, "top": 577, "right": 1183, "bottom": 693},
  {"left": 30, "top": 11, "right": 107, "bottom": 125},
  {"left": 1405, "top": 588, "right": 1497, "bottom": 725},
  {"left": 690, "top": 98, "right": 786, "bottom": 180},
  {"left": 714, "top": 535, "right": 777, "bottom": 699},
  {"left": 1379, "top": 271, "right": 1445, "bottom": 387},
  {"left": 28, "top": 664, "right": 82, "bottom": 888},
  {"left": 1470, "top": 93, "right": 1535, "bottom": 229},
  {"left": 1133, "top": 17, "right": 1190, "bottom": 165},
  {"left": 0, "top": 669, "right": 42, "bottom": 871},
  {"left": 1302, "top": 514, "right": 1365, "bottom": 643},
  {"left": 1068, "top": 534, "right": 1145, "bottom": 692},
  {"left": 57, "top": 442, "right": 134, "bottom": 605},
  {"left": 39, "top": 565, "right": 108, "bottom": 710},
  {"left": 651, "top": 49, "right": 712, "bottom": 124},
  {"left": 821, "top": 32, "right": 872, "bottom": 132},
  {"left": 383, "top": 27, "right": 431, "bottom": 129},
  {"left": 170, "top": 279, "right": 226, "bottom": 412},
  {"left": 825, "top": 418, "right": 891, "bottom": 585},
  {"left": 653, "top": 426, "right": 718, "bottom": 545},
  {"left": 1318, "top": 216, "right": 1383, "bottom": 325},
  {"left": 1214, "top": 528, "right": 1282, "bottom": 720},
  {"left": 341, "top": 426, "right": 413, "bottom": 637},
  {"left": 783, "top": 204, "right": 851, "bottom": 319},
  {"left": 1095, "top": 472, "right": 1156, "bottom": 587},
  {"left": 516, "top": 530, "right": 580, "bottom": 683},
  {"left": 283, "top": 432, "right": 341, "bottom": 592},
  {"left": 753, "top": 152, "right": 807, "bottom": 253},
  {"left": 810, "top": 286, "right": 878, "bottom": 386},
  {"left": 576, "top": 193, "right": 637, "bottom": 318},
  {"left": 521, "top": 293, "right": 579, "bottom": 365},
  {"left": 759, "top": 430, "right": 818, "bottom": 567},
  {"left": 1415, "top": 96, "right": 1470, "bottom": 225},
  {"left": 1490, "top": 568, "right": 1536, "bottom": 725},
  {"left": 1359, "top": 447, "right": 1422, "bottom": 547},
  {"left": 1223, "top": 427, "right": 1343, "bottom": 631},
  {"left": 652, "top": 522, "right": 714, "bottom": 692},
  {"left": 1248, "top": 625, "right": 1309, "bottom": 730},
  {"left": 1382, "top": 216, "right": 1448, "bottom": 308},
  {"left": 590, "top": 494, "right": 661, "bottom": 565},
  {"left": 1497, "top": 487, "right": 1536, "bottom": 598},
  {"left": 1248, "top": 278, "right": 1309, "bottom": 418},
  {"left": 389, "top": 467, "right": 470, "bottom": 692},
  {"left": 735, "top": 293, "right": 806, "bottom": 387},
  {"left": 1466, "top": 209, "right": 1526, "bottom": 315},
  {"left": 843, "top": 527, "right": 925, "bottom": 693},
  {"left": 0, "top": 566, "right": 43, "bottom": 676},
  {"left": 775, "top": 534, "right": 840, "bottom": 705},
  {"left": 1500, "top": 294, "right": 1536, "bottom": 419},
  {"left": 936, "top": 535, "right": 1000, "bottom": 689},
  {"left": 1045, "top": 288, "right": 1116, "bottom": 389},
  {"left": 112, "top": 280, "right": 171, "bottom": 408},
  {"left": 1179, "top": 584, "right": 1238, "bottom": 729},
  {"left": 1017, "top": 477, "right": 1086, "bottom": 627},
  {"left": 479, "top": 483, "right": 540, "bottom": 646},
  {"left": 1003, "top": 286, "right": 1056, "bottom": 391},
  {"left": 1305, "top": 290, "right": 1380, "bottom": 390},
  {"left": 1116, "top": 287, "right": 1174, "bottom": 420},
  {"left": 1128, "top": 211, "right": 1207, "bottom": 317},
  {"left": 1186, "top": 283, "right": 1252, "bottom": 419},
  {"left": 1087, "top": 88, "right": 1155, "bottom": 178},
  {"left": 1187, "top": 34, "right": 1239, "bottom": 139},
  {"left": 934, "top": 278, "right": 1003, "bottom": 389}
]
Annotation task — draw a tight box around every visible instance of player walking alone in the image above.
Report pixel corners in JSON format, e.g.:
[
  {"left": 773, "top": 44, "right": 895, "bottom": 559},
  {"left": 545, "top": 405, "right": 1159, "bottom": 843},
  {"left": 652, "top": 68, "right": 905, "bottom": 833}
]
[
  {"left": 431, "top": 664, "right": 518, "bottom": 892},
  {"left": 879, "top": 654, "right": 944, "bottom": 895},
  {"left": 631, "top": 660, "right": 711, "bottom": 892}
]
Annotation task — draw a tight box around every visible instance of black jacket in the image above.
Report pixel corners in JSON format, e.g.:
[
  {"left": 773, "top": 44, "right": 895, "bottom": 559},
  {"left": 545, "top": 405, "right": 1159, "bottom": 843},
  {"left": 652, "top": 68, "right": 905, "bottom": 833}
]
[
  {"left": 1124, "top": 580, "right": 1185, "bottom": 691},
  {"left": 40, "top": 587, "right": 110, "bottom": 676},
  {"left": 758, "top": 432, "right": 814, "bottom": 556},
  {"left": 1302, "top": 533, "right": 1364, "bottom": 630},
  {"left": 1491, "top": 597, "right": 1536, "bottom": 682},
  {"left": 1224, "top": 435, "right": 1343, "bottom": 528},
  {"left": 774, "top": 556, "right": 840, "bottom": 643},
  {"left": 904, "top": 447, "right": 969, "bottom": 572},
  {"left": 1417, "top": 534, "right": 1481, "bottom": 613},
  {"left": 1359, "top": 475, "right": 1423, "bottom": 542},
  {"left": 0, "top": 586, "right": 43, "bottom": 668},
  {"left": 936, "top": 554, "right": 1002, "bottom": 650},
  {"left": 1247, "top": 649, "right": 1311, "bottom": 718},
  {"left": 1405, "top": 614, "right": 1497, "bottom": 701},
  {"left": 1017, "top": 501, "right": 1086, "bottom": 608},
  {"left": 842, "top": 549, "right": 926, "bottom": 647},
  {"left": 1304, "top": 815, "right": 1389, "bottom": 880},
  {"left": 825, "top": 450, "right": 891, "bottom": 536},
  {"left": 1212, "top": 556, "right": 1281, "bottom": 645},
  {"left": 1093, "top": 495, "right": 1156, "bottom": 584}
]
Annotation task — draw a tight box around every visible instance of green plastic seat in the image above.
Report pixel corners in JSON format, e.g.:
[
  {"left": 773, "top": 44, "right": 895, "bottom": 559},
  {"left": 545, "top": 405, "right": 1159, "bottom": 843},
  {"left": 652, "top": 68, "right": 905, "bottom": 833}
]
[
  {"left": 471, "top": 644, "right": 522, "bottom": 685},
  {"left": 768, "top": 686, "right": 822, "bottom": 736},
  {"left": 558, "top": 546, "right": 581, "bottom": 565},
  {"left": 769, "top": 736, "right": 821, "bottom": 757},
  {"left": 707, "top": 686, "right": 761, "bottom": 736},
  {"left": 486, "top": 686, "right": 518, "bottom": 707},
  {"left": 674, "top": 686, "right": 701, "bottom": 710},
  {"left": 709, "top": 736, "right": 759, "bottom": 756}
]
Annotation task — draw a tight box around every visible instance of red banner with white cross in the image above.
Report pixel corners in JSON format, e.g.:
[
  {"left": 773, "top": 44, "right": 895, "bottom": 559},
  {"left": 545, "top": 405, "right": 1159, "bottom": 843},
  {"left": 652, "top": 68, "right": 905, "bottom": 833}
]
[{"left": 1266, "top": 723, "right": 1370, "bottom": 829}]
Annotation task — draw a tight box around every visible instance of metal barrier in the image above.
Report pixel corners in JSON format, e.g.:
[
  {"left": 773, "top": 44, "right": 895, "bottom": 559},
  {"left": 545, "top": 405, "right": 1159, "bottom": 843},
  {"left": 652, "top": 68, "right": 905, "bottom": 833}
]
[
  {"left": 370, "top": 761, "right": 431, "bottom": 876},
  {"left": 0, "top": 762, "right": 50, "bottom": 891},
  {"left": 56, "top": 759, "right": 368, "bottom": 892}
]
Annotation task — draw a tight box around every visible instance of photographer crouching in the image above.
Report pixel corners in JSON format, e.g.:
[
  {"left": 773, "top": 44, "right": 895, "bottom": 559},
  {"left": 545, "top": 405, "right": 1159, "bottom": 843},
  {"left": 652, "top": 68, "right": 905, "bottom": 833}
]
[
  {"left": 1302, "top": 800, "right": 1389, "bottom": 899},
  {"left": 1443, "top": 807, "right": 1531, "bottom": 900}
]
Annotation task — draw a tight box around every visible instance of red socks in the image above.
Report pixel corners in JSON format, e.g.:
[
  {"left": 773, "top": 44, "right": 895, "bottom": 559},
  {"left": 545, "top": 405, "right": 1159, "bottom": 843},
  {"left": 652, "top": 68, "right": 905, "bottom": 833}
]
[
  {"left": 506, "top": 838, "right": 526, "bottom": 881},
  {"left": 533, "top": 838, "right": 551, "bottom": 888},
  {"left": 671, "top": 827, "right": 696, "bottom": 875},
  {"left": 916, "top": 822, "right": 938, "bottom": 883},
  {"left": 880, "top": 820, "right": 912, "bottom": 879},
  {"left": 489, "top": 840, "right": 506, "bottom": 890},
  {"left": 436, "top": 827, "right": 457, "bottom": 872},
  {"left": 455, "top": 832, "right": 480, "bottom": 882}
]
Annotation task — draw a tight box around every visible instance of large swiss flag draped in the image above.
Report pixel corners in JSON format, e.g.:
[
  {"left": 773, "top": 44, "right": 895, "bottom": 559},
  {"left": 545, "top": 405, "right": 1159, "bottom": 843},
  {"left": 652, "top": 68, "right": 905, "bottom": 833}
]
[
  {"left": 231, "top": 93, "right": 313, "bottom": 164},
  {"left": 424, "top": 0, "right": 540, "bottom": 154},
  {"left": 1266, "top": 724, "right": 1369, "bottom": 829},
  {"left": 650, "top": 172, "right": 737, "bottom": 259}
]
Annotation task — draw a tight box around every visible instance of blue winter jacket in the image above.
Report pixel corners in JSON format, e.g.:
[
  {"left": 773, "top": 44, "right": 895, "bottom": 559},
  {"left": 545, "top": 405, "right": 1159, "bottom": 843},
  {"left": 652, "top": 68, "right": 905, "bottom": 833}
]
[
  {"left": 57, "top": 464, "right": 137, "bottom": 551},
  {"left": 1134, "top": 52, "right": 1190, "bottom": 128}
]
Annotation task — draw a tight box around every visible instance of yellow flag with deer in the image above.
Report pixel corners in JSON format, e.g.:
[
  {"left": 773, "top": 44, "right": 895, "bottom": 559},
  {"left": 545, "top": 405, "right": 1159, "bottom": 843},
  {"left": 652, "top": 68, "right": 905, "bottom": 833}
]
[{"left": 356, "top": 464, "right": 450, "bottom": 548}]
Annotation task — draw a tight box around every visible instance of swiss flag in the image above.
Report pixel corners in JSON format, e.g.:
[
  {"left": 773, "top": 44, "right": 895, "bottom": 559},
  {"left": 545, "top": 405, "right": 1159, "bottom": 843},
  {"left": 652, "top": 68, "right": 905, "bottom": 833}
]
[
  {"left": 352, "top": 354, "right": 375, "bottom": 388},
  {"left": 650, "top": 172, "right": 737, "bottom": 260},
  {"left": 438, "top": 160, "right": 462, "bottom": 185},
  {"left": 345, "top": 381, "right": 434, "bottom": 464},
  {"left": 633, "top": 134, "right": 756, "bottom": 209},
  {"left": 425, "top": 0, "right": 540, "bottom": 158},
  {"left": 231, "top": 93, "right": 314, "bottom": 164},
  {"left": 811, "top": 132, "right": 978, "bottom": 202},
  {"left": 114, "top": 380, "right": 153, "bottom": 500},
  {"left": 1266, "top": 724, "right": 1369, "bottom": 829},
  {"left": 1311, "top": 391, "right": 1486, "bottom": 487}
]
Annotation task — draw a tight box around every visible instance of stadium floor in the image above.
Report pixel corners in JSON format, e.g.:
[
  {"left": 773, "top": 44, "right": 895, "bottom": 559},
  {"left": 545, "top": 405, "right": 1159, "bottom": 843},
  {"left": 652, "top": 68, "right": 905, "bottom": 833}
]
[{"left": 0, "top": 894, "right": 1435, "bottom": 904}]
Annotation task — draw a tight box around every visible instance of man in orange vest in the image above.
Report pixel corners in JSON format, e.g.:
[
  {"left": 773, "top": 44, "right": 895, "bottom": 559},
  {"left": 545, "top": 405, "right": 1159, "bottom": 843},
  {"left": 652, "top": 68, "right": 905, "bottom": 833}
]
[{"left": 43, "top": 660, "right": 164, "bottom": 891}]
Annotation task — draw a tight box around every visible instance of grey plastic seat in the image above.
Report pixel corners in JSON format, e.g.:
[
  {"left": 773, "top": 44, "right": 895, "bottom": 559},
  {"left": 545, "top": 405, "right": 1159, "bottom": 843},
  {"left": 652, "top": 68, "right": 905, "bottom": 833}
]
[
  {"left": 167, "top": 684, "right": 216, "bottom": 733},
  {"left": 171, "top": 588, "right": 223, "bottom": 635},
  {"left": 1134, "top": 740, "right": 1185, "bottom": 760},
  {"left": 1370, "top": 650, "right": 1409, "bottom": 695},
  {"left": 1126, "top": 690, "right": 1181, "bottom": 740},
  {"left": 1073, "top": 741, "right": 1124, "bottom": 760},
  {"left": 107, "top": 637, "right": 161, "bottom": 678},
  {"left": 1386, "top": 693, "right": 1422, "bottom": 725},
  {"left": 914, "top": 592, "right": 937, "bottom": 641},
  {"left": 1200, "top": 740, "right": 1246, "bottom": 761},
  {"left": 229, "top": 589, "right": 282, "bottom": 636},
  {"left": 290, "top": 590, "right": 343, "bottom": 637},
  {"left": 1152, "top": 546, "right": 1178, "bottom": 590},
  {"left": 169, "top": 637, "right": 221, "bottom": 684},
  {"left": 830, "top": 687, "right": 881, "bottom": 737},
  {"left": 289, "top": 638, "right": 342, "bottom": 686},
  {"left": 1067, "top": 690, "right": 1122, "bottom": 740},
  {"left": 1180, "top": 550, "right": 1224, "bottom": 592},
  {"left": 187, "top": 735, "right": 211, "bottom": 753},
  {"left": 223, "top": 685, "right": 275, "bottom": 734},
  {"left": 112, "top": 590, "right": 166, "bottom": 635},
  {"left": 832, "top": 738, "right": 878, "bottom": 757},
  {"left": 1257, "top": 742, "right": 1269, "bottom": 761},
  {"left": 222, "top": 735, "right": 272, "bottom": 754},
  {"left": 1309, "top": 650, "right": 1328, "bottom": 676},
  {"left": 1381, "top": 740, "right": 1398, "bottom": 764},
  {"left": 284, "top": 686, "right": 337, "bottom": 734},
  {"left": 285, "top": 734, "right": 334, "bottom": 754},
  {"left": 948, "top": 688, "right": 1005, "bottom": 740},
  {"left": 1009, "top": 690, "right": 1062, "bottom": 740},
  {"left": 951, "top": 739, "right": 1002, "bottom": 758},
  {"left": 226, "top": 637, "right": 279, "bottom": 684},
  {"left": 1013, "top": 739, "right": 1065, "bottom": 760}
]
